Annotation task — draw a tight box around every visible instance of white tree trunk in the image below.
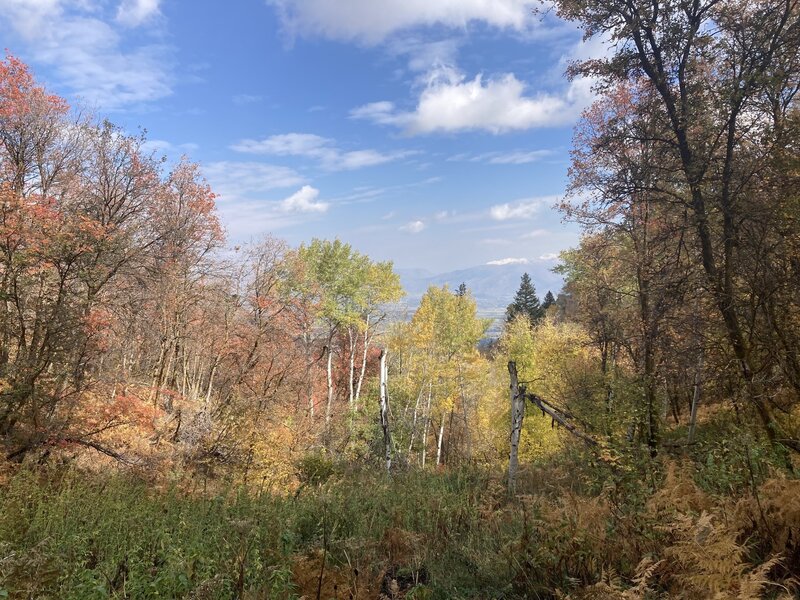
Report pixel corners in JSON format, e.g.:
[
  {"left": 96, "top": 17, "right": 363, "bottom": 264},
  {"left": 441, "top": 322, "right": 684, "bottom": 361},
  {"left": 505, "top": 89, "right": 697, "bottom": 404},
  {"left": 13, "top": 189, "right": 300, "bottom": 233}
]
[
  {"left": 354, "top": 316, "right": 371, "bottom": 407},
  {"left": 347, "top": 327, "right": 356, "bottom": 408},
  {"left": 379, "top": 350, "right": 391, "bottom": 472},
  {"left": 508, "top": 361, "right": 525, "bottom": 495},
  {"left": 421, "top": 382, "right": 432, "bottom": 468},
  {"left": 205, "top": 361, "right": 217, "bottom": 407},
  {"left": 436, "top": 419, "right": 445, "bottom": 466},
  {"left": 407, "top": 384, "right": 424, "bottom": 455},
  {"left": 325, "top": 344, "right": 334, "bottom": 429}
]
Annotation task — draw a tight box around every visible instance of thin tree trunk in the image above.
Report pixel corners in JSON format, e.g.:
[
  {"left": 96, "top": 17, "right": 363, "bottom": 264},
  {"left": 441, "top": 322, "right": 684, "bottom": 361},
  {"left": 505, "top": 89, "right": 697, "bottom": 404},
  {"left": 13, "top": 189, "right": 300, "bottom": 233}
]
[
  {"left": 379, "top": 350, "right": 391, "bottom": 472},
  {"left": 348, "top": 327, "right": 356, "bottom": 409},
  {"left": 149, "top": 338, "right": 170, "bottom": 408},
  {"left": 436, "top": 418, "right": 445, "bottom": 466},
  {"left": 354, "top": 317, "right": 370, "bottom": 407},
  {"left": 190, "top": 355, "right": 204, "bottom": 402},
  {"left": 688, "top": 353, "right": 704, "bottom": 444},
  {"left": 458, "top": 364, "right": 472, "bottom": 461},
  {"left": 407, "top": 384, "right": 424, "bottom": 455},
  {"left": 508, "top": 361, "right": 525, "bottom": 495},
  {"left": 205, "top": 361, "right": 217, "bottom": 407},
  {"left": 325, "top": 344, "right": 334, "bottom": 430},
  {"left": 304, "top": 330, "right": 314, "bottom": 418},
  {"left": 421, "top": 382, "right": 432, "bottom": 468}
]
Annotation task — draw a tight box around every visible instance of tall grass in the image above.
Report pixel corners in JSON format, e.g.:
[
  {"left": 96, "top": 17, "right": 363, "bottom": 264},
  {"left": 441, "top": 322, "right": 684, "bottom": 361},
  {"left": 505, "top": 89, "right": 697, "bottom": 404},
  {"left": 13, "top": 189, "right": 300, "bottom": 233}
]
[
  {"left": 0, "top": 432, "right": 796, "bottom": 599},
  {"left": 0, "top": 467, "right": 521, "bottom": 599}
]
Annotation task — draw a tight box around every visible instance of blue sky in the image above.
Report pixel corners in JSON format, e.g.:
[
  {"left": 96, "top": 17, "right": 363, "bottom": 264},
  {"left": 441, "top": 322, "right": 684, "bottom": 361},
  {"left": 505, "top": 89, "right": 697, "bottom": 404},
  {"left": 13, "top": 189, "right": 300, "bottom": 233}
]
[{"left": 0, "top": 0, "right": 599, "bottom": 272}]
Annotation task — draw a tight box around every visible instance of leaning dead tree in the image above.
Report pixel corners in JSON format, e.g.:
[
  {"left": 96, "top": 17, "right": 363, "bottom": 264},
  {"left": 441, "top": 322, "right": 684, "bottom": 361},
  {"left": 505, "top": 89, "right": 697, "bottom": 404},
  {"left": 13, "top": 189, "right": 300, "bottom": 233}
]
[
  {"left": 526, "top": 394, "right": 598, "bottom": 448},
  {"left": 508, "top": 361, "right": 598, "bottom": 494}
]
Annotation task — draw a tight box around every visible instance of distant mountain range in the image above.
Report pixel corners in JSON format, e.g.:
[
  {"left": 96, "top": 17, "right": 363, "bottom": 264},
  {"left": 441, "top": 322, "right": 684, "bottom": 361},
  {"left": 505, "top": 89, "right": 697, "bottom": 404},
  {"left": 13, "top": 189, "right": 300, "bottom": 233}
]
[{"left": 395, "top": 260, "right": 564, "bottom": 318}]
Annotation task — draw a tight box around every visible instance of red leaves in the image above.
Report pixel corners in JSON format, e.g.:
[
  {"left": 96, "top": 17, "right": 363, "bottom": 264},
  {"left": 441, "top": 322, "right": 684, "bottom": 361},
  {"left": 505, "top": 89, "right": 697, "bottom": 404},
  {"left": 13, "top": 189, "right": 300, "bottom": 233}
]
[{"left": 0, "top": 53, "right": 68, "bottom": 124}]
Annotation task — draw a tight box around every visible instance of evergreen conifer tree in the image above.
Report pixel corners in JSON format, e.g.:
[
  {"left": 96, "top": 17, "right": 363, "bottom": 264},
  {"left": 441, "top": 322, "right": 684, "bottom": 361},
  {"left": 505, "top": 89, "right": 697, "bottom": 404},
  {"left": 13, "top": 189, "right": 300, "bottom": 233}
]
[
  {"left": 542, "top": 290, "right": 556, "bottom": 311},
  {"left": 506, "top": 273, "right": 543, "bottom": 323}
]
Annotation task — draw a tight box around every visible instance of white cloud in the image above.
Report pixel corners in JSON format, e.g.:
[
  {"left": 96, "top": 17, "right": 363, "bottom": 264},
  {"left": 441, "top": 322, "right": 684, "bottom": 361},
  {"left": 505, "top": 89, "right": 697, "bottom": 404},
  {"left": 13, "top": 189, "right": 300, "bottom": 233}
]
[
  {"left": 231, "top": 132, "right": 413, "bottom": 171},
  {"left": 335, "top": 149, "right": 406, "bottom": 170},
  {"left": 280, "top": 185, "right": 329, "bottom": 213},
  {"left": 141, "top": 139, "right": 199, "bottom": 157},
  {"left": 539, "top": 253, "right": 559, "bottom": 260},
  {"left": 490, "top": 197, "right": 556, "bottom": 221},
  {"left": 202, "top": 163, "right": 315, "bottom": 239},
  {"left": 448, "top": 149, "right": 554, "bottom": 164},
  {"left": 232, "top": 133, "right": 329, "bottom": 155},
  {"left": 387, "top": 37, "right": 461, "bottom": 75},
  {"left": 116, "top": 0, "right": 160, "bottom": 27},
  {"left": 349, "top": 102, "right": 399, "bottom": 125},
  {"left": 487, "top": 257, "right": 529, "bottom": 265},
  {"left": 203, "top": 162, "right": 305, "bottom": 201},
  {"left": 400, "top": 220, "right": 426, "bottom": 233},
  {"left": 216, "top": 201, "right": 302, "bottom": 240},
  {"left": 266, "top": 0, "right": 540, "bottom": 44},
  {"left": 351, "top": 65, "right": 594, "bottom": 135},
  {"left": 521, "top": 228, "right": 550, "bottom": 239},
  {"left": 488, "top": 150, "right": 554, "bottom": 164},
  {"left": 0, "top": 0, "right": 173, "bottom": 109}
]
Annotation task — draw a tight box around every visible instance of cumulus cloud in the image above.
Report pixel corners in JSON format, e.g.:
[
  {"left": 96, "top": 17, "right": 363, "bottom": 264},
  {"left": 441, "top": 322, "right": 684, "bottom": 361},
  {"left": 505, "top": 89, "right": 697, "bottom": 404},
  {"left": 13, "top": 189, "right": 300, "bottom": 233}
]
[
  {"left": 351, "top": 65, "right": 594, "bottom": 135},
  {"left": 0, "top": 0, "right": 173, "bottom": 109},
  {"left": 116, "top": 0, "right": 161, "bottom": 27},
  {"left": 266, "top": 0, "right": 540, "bottom": 44},
  {"left": 400, "top": 220, "right": 426, "bottom": 233},
  {"left": 487, "top": 257, "right": 529, "bottom": 266},
  {"left": 231, "top": 132, "right": 413, "bottom": 171},
  {"left": 348, "top": 30, "right": 609, "bottom": 137},
  {"left": 539, "top": 253, "right": 559, "bottom": 260},
  {"left": 490, "top": 197, "right": 556, "bottom": 221},
  {"left": 280, "top": 185, "right": 329, "bottom": 213}
]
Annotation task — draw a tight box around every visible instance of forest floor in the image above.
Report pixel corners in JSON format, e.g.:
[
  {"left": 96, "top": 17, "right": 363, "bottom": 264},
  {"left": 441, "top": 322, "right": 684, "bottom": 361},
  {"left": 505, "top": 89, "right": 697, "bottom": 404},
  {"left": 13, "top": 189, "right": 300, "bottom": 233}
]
[{"left": 1, "top": 409, "right": 798, "bottom": 599}]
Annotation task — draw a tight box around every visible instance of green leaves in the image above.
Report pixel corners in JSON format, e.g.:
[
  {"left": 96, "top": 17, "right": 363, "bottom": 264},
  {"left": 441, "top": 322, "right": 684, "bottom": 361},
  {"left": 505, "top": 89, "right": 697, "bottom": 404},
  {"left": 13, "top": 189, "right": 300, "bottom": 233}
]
[{"left": 296, "top": 238, "right": 403, "bottom": 330}]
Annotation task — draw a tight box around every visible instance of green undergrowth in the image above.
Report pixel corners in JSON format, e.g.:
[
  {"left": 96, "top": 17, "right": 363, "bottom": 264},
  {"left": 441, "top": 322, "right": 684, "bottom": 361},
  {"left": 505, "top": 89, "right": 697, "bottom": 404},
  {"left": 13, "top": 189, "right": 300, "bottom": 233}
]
[{"left": 0, "top": 432, "right": 796, "bottom": 600}]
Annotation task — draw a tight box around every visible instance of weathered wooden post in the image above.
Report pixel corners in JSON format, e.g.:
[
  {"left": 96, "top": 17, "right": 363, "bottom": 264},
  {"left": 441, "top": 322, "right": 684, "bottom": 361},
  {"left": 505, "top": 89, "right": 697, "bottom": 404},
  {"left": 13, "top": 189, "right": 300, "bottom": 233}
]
[{"left": 508, "top": 361, "right": 526, "bottom": 494}]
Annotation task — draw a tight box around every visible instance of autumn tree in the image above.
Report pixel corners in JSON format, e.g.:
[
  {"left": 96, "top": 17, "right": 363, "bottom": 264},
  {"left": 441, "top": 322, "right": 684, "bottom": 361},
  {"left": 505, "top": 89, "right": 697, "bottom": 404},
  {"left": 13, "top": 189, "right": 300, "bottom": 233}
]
[
  {"left": 389, "top": 286, "right": 489, "bottom": 467},
  {"left": 295, "top": 239, "right": 402, "bottom": 438},
  {"left": 555, "top": 0, "right": 800, "bottom": 451},
  {"left": 562, "top": 84, "right": 698, "bottom": 453},
  {"left": 0, "top": 56, "right": 170, "bottom": 459}
]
